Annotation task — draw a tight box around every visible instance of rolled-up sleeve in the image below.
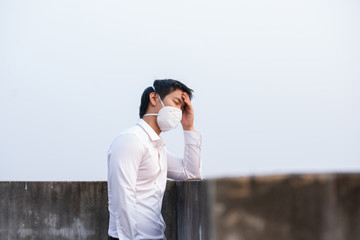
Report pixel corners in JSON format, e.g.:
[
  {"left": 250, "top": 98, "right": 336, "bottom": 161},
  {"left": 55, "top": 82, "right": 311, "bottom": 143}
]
[
  {"left": 166, "top": 130, "right": 202, "bottom": 180},
  {"left": 107, "top": 134, "right": 143, "bottom": 239}
]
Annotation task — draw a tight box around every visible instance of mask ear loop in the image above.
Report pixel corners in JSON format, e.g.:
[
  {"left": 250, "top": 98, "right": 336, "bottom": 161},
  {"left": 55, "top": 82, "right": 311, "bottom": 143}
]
[
  {"left": 143, "top": 113, "right": 158, "bottom": 116},
  {"left": 152, "top": 86, "right": 165, "bottom": 107},
  {"left": 143, "top": 86, "right": 164, "bottom": 116}
]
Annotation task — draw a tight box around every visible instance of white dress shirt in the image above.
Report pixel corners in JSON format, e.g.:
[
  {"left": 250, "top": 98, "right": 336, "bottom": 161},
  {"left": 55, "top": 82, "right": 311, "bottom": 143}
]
[{"left": 107, "top": 119, "right": 202, "bottom": 240}]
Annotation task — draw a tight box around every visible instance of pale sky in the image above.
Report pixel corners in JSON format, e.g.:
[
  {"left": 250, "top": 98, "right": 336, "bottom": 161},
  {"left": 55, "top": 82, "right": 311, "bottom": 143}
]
[{"left": 1, "top": 0, "right": 359, "bottom": 181}]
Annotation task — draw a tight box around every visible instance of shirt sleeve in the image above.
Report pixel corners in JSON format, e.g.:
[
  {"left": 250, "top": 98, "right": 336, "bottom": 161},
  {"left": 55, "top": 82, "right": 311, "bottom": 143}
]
[
  {"left": 107, "top": 134, "right": 143, "bottom": 240},
  {"left": 166, "top": 130, "right": 203, "bottom": 180}
]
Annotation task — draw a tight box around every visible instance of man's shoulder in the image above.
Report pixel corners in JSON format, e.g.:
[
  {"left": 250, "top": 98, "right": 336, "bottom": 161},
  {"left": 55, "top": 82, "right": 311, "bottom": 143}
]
[
  {"left": 108, "top": 128, "right": 143, "bottom": 154},
  {"left": 112, "top": 124, "right": 138, "bottom": 139},
  {"left": 121, "top": 123, "right": 151, "bottom": 139},
  {"left": 110, "top": 124, "right": 147, "bottom": 147}
]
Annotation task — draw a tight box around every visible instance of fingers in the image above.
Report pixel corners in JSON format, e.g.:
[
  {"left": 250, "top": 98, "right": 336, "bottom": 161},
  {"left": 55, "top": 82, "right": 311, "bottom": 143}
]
[
  {"left": 182, "top": 92, "right": 190, "bottom": 103},
  {"left": 182, "top": 92, "right": 193, "bottom": 112}
]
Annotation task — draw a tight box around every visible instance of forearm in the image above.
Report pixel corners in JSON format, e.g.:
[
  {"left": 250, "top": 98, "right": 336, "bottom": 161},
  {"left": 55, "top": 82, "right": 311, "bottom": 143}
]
[
  {"left": 166, "top": 130, "right": 202, "bottom": 180},
  {"left": 183, "top": 130, "right": 202, "bottom": 179}
]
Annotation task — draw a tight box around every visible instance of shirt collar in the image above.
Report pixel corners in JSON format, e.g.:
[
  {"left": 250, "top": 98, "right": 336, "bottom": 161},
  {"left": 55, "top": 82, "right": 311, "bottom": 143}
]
[{"left": 136, "top": 119, "right": 165, "bottom": 146}]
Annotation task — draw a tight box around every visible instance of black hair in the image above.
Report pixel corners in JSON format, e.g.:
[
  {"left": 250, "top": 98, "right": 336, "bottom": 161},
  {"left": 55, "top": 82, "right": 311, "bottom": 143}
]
[{"left": 139, "top": 79, "right": 194, "bottom": 118}]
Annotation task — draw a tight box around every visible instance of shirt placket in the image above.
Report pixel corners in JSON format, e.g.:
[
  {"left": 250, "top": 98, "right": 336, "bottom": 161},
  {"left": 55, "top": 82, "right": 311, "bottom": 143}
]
[
  {"left": 152, "top": 142, "right": 160, "bottom": 177},
  {"left": 153, "top": 141, "right": 165, "bottom": 217}
]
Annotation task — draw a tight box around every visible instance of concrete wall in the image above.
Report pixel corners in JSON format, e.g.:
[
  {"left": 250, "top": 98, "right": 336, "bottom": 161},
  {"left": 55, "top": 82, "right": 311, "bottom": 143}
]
[
  {"left": 208, "top": 174, "right": 360, "bottom": 240},
  {"left": 1, "top": 173, "right": 360, "bottom": 240},
  {"left": 0, "top": 181, "right": 176, "bottom": 240},
  {"left": 0, "top": 182, "right": 108, "bottom": 240}
]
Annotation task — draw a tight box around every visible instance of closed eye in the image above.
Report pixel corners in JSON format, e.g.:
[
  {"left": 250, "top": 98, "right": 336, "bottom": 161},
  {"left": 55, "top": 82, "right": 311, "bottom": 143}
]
[
  {"left": 173, "top": 100, "right": 185, "bottom": 111},
  {"left": 173, "top": 97, "right": 185, "bottom": 110}
]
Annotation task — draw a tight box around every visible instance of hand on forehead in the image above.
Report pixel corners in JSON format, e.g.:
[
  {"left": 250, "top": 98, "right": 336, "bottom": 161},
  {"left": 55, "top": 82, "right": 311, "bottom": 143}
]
[{"left": 162, "top": 89, "right": 187, "bottom": 111}]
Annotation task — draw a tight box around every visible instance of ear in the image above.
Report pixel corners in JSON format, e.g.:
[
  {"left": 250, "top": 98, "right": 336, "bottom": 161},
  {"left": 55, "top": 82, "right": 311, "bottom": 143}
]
[{"left": 148, "top": 92, "right": 158, "bottom": 106}]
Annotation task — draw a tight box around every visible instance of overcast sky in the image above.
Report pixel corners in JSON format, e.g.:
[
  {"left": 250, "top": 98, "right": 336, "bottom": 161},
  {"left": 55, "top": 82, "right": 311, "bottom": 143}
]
[{"left": 1, "top": 0, "right": 359, "bottom": 181}]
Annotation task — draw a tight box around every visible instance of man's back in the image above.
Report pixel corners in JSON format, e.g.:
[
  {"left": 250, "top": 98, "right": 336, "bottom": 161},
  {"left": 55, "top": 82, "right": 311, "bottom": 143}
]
[{"left": 107, "top": 120, "right": 168, "bottom": 239}]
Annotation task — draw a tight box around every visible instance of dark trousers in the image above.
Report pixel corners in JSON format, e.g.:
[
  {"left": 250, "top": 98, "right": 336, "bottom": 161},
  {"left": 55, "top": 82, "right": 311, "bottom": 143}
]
[
  {"left": 108, "top": 236, "right": 164, "bottom": 240},
  {"left": 108, "top": 236, "right": 119, "bottom": 240}
]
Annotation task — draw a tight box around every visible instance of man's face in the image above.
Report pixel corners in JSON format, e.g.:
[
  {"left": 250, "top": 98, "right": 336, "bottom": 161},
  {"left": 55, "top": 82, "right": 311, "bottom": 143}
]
[{"left": 161, "top": 89, "right": 186, "bottom": 112}]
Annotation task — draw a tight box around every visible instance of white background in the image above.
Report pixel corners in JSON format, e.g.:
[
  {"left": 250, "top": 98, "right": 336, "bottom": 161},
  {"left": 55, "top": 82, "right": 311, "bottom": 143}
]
[{"left": 1, "top": 0, "right": 359, "bottom": 180}]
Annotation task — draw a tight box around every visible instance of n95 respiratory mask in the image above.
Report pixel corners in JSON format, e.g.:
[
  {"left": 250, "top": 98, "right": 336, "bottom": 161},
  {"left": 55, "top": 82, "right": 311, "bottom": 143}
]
[{"left": 143, "top": 91, "right": 182, "bottom": 132}]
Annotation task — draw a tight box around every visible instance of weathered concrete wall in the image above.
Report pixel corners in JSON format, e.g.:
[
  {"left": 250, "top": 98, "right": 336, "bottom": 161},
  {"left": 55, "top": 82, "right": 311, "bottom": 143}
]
[
  {"left": 207, "top": 173, "right": 360, "bottom": 240},
  {"left": 174, "top": 174, "right": 360, "bottom": 240},
  {"left": 0, "top": 182, "right": 109, "bottom": 240},
  {"left": 0, "top": 181, "right": 176, "bottom": 240},
  {"left": 176, "top": 180, "right": 210, "bottom": 240},
  {"left": 1, "top": 173, "right": 360, "bottom": 240}
]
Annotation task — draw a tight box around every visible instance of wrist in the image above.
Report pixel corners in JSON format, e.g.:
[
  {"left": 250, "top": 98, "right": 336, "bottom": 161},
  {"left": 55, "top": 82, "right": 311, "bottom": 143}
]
[{"left": 183, "top": 125, "right": 194, "bottom": 131}]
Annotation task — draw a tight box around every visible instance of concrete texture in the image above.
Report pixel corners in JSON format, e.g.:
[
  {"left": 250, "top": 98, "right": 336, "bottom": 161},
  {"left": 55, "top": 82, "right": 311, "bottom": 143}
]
[
  {"left": 0, "top": 181, "right": 176, "bottom": 240},
  {"left": 211, "top": 174, "right": 360, "bottom": 240},
  {"left": 176, "top": 180, "right": 210, "bottom": 240},
  {"left": 1, "top": 173, "right": 360, "bottom": 240},
  {"left": 0, "top": 181, "right": 108, "bottom": 240}
]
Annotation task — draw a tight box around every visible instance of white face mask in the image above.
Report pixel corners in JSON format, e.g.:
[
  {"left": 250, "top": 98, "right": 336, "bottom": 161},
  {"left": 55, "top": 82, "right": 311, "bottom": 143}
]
[{"left": 143, "top": 92, "right": 182, "bottom": 132}]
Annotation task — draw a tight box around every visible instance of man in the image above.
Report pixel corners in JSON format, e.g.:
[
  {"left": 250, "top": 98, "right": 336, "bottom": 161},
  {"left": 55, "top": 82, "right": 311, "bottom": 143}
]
[{"left": 107, "top": 79, "right": 202, "bottom": 240}]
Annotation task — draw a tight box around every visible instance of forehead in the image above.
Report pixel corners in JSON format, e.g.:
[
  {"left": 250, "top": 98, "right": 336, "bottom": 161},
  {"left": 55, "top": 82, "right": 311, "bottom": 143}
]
[{"left": 165, "top": 89, "right": 184, "bottom": 98}]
